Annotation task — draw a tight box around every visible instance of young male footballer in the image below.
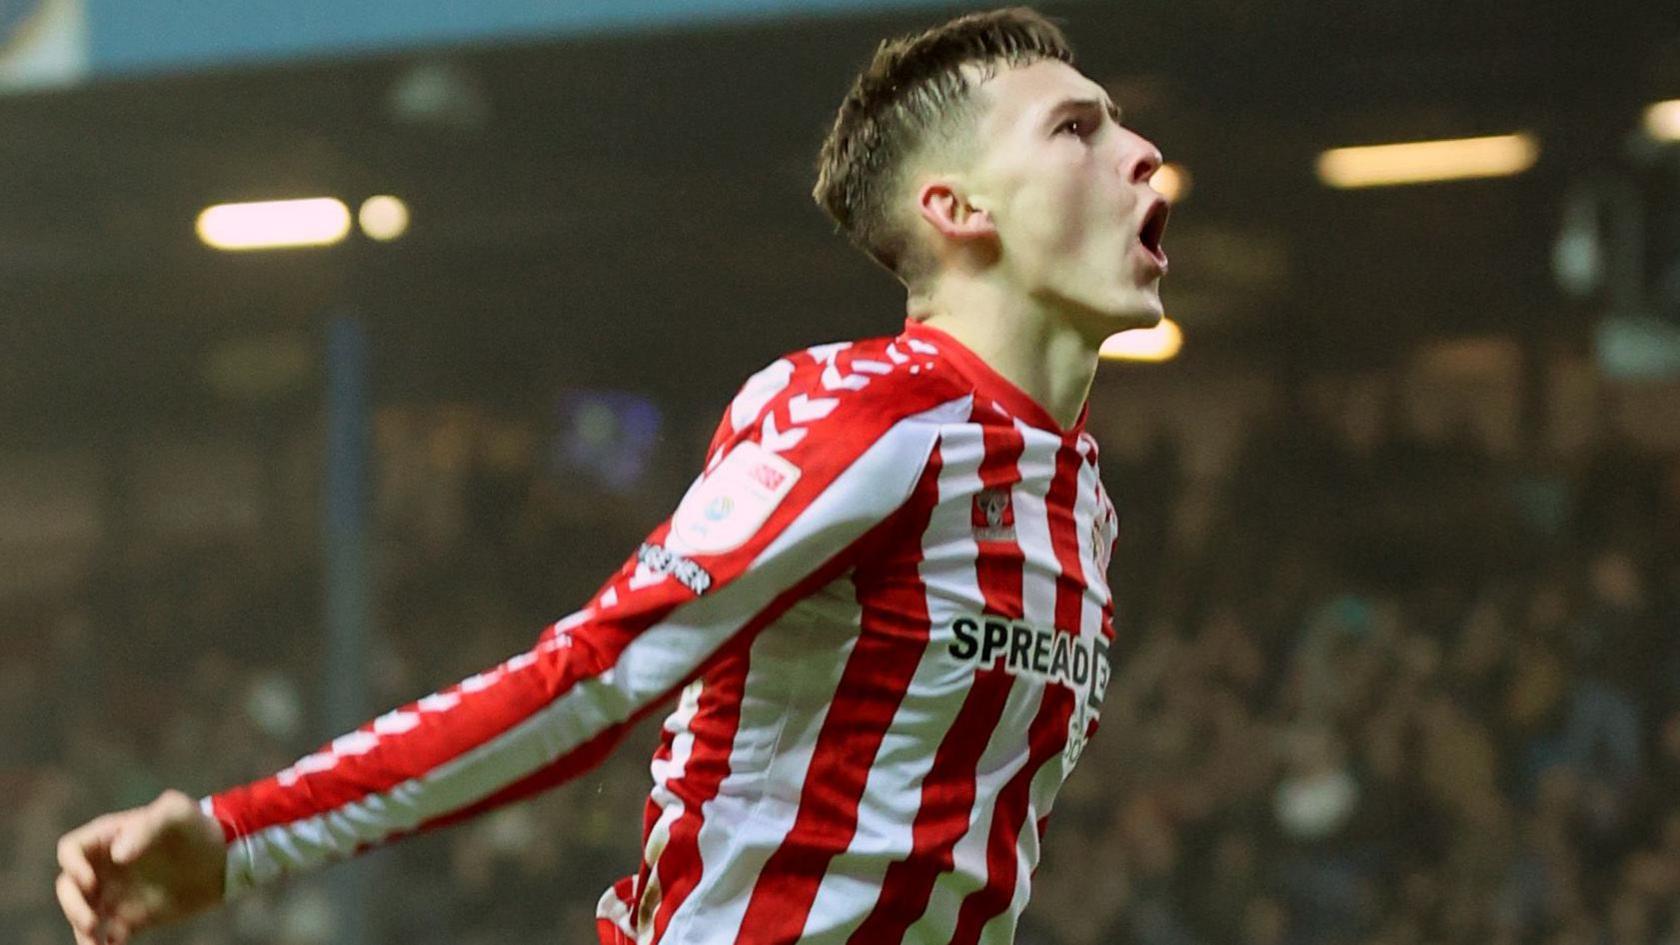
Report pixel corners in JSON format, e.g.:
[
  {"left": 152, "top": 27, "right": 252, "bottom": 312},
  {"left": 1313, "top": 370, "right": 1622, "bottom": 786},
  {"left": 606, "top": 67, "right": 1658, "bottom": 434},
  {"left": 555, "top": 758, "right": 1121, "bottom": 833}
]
[{"left": 56, "top": 7, "right": 1169, "bottom": 943}]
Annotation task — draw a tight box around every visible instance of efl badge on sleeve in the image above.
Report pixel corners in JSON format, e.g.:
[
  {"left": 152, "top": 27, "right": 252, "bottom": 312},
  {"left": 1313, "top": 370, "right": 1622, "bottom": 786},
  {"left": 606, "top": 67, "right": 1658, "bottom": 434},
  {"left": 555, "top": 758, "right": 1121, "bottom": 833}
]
[{"left": 671, "top": 441, "right": 802, "bottom": 554}]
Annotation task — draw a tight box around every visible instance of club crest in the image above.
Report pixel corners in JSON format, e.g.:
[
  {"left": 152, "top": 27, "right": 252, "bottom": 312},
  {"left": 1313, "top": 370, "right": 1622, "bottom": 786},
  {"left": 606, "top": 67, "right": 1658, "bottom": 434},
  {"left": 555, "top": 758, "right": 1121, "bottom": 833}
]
[{"left": 971, "top": 488, "right": 1015, "bottom": 543}]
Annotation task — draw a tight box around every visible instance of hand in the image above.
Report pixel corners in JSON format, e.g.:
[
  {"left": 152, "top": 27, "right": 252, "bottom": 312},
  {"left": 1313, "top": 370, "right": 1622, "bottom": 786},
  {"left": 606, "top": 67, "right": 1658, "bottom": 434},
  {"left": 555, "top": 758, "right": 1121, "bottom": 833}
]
[{"left": 55, "top": 789, "right": 228, "bottom": 945}]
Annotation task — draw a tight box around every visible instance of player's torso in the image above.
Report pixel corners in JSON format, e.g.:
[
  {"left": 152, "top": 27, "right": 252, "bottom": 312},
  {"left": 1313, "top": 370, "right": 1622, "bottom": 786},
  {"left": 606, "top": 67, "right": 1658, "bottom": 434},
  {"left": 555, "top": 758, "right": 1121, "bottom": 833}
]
[{"left": 650, "top": 408, "right": 1118, "bottom": 944}]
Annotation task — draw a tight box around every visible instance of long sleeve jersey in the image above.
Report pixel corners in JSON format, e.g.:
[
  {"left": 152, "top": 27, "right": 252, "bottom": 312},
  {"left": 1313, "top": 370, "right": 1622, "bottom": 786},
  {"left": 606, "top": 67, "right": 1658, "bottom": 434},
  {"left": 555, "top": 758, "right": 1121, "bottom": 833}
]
[{"left": 203, "top": 320, "right": 1121, "bottom": 945}]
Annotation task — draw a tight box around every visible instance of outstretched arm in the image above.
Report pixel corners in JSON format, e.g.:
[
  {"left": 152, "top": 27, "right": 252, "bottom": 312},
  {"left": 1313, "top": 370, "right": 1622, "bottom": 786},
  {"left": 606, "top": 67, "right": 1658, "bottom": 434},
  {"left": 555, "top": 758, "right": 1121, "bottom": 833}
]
[{"left": 54, "top": 341, "right": 959, "bottom": 944}]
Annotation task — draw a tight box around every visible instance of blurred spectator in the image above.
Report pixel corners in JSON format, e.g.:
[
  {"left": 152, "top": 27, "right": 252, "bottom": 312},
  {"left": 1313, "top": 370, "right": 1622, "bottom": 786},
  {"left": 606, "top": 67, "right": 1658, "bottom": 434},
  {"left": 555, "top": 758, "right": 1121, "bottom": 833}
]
[{"left": 9, "top": 372, "right": 1680, "bottom": 945}]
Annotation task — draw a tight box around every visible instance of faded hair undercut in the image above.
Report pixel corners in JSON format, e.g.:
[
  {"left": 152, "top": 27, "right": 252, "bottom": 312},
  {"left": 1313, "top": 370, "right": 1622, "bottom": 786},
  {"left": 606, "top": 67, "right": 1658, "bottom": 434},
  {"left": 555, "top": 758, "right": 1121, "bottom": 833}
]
[{"left": 812, "top": 7, "right": 1074, "bottom": 285}]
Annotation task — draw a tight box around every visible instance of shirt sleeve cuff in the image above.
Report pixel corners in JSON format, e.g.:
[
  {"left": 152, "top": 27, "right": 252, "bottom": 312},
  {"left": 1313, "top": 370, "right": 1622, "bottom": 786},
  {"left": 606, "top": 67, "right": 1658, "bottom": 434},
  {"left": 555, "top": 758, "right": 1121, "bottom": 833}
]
[{"left": 199, "top": 795, "right": 256, "bottom": 899}]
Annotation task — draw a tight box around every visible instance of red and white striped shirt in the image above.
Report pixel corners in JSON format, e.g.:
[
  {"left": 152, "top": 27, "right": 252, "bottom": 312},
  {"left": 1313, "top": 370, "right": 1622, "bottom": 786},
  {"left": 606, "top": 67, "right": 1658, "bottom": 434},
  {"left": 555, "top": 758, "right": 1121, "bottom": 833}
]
[{"left": 204, "top": 320, "right": 1120, "bottom": 945}]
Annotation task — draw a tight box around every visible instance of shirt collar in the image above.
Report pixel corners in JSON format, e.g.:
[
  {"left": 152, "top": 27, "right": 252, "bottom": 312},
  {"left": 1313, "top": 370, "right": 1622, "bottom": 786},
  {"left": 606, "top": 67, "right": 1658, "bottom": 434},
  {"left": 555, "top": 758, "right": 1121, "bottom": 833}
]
[{"left": 901, "top": 319, "right": 1087, "bottom": 438}]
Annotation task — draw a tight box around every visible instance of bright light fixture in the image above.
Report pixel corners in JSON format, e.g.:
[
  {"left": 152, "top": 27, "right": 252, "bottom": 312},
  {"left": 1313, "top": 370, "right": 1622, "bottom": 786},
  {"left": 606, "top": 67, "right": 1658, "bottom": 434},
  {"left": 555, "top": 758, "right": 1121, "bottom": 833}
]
[
  {"left": 1316, "top": 133, "right": 1539, "bottom": 188},
  {"left": 358, "top": 195, "right": 410, "bottom": 241},
  {"left": 1150, "top": 163, "right": 1192, "bottom": 204},
  {"left": 1100, "top": 317, "right": 1182, "bottom": 363},
  {"left": 196, "top": 198, "right": 352, "bottom": 251},
  {"left": 1645, "top": 100, "right": 1680, "bottom": 143}
]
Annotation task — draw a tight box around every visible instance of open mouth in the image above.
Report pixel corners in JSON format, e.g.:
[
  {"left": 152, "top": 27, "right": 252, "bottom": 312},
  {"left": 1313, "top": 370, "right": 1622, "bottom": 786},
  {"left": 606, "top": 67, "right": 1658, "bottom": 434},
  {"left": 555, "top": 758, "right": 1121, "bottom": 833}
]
[{"left": 1138, "top": 198, "right": 1170, "bottom": 267}]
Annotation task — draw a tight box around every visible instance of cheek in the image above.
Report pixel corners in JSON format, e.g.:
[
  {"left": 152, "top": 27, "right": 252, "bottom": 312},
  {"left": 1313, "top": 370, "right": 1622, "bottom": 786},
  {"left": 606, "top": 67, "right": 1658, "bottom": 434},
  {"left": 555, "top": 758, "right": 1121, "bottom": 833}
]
[{"left": 1009, "top": 176, "right": 1095, "bottom": 256}]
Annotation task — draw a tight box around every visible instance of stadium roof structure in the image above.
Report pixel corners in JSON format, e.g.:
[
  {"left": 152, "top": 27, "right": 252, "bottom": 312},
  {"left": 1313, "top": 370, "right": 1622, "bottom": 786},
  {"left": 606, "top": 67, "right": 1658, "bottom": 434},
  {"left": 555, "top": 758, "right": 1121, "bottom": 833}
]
[{"left": 0, "top": 0, "right": 1674, "bottom": 435}]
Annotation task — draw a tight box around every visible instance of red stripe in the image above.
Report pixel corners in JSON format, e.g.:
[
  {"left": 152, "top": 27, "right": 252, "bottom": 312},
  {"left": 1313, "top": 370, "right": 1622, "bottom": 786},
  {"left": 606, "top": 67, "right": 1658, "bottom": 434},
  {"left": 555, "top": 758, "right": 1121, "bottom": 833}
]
[
  {"left": 646, "top": 372, "right": 962, "bottom": 938},
  {"left": 597, "top": 917, "right": 633, "bottom": 945},
  {"left": 972, "top": 405, "right": 1027, "bottom": 618},
  {"left": 947, "top": 441, "right": 1087, "bottom": 944},
  {"left": 647, "top": 482, "right": 939, "bottom": 942},
  {"left": 847, "top": 415, "right": 1026, "bottom": 943},
  {"left": 596, "top": 877, "right": 637, "bottom": 945},
  {"left": 732, "top": 449, "right": 946, "bottom": 944},
  {"left": 945, "top": 689, "right": 1073, "bottom": 944}
]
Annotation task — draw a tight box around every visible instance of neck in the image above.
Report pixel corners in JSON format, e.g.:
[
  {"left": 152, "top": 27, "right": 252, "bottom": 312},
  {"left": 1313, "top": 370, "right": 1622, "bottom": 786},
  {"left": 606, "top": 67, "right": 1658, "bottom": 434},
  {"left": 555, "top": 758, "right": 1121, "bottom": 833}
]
[{"left": 908, "top": 272, "right": 1099, "bottom": 430}]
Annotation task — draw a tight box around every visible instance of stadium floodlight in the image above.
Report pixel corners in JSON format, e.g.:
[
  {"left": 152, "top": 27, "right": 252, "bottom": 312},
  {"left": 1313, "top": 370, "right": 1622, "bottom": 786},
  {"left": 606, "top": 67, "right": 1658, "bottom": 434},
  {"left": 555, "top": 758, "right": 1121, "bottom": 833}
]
[
  {"left": 196, "top": 198, "right": 353, "bottom": 251},
  {"left": 1100, "top": 317, "right": 1182, "bottom": 363},
  {"left": 1645, "top": 100, "right": 1680, "bottom": 143},
  {"left": 1315, "top": 133, "right": 1539, "bottom": 189},
  {"left": 1150, "top": 163, "right": 1192, "bottom": 204},
  {"left": 358, "top": 195, "right": 410, "bottom": 241}
]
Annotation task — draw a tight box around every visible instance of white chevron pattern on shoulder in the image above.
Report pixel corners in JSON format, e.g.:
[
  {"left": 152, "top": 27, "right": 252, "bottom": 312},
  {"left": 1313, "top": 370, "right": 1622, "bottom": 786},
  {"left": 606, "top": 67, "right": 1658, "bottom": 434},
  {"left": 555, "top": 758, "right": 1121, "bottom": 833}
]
[
  {"left": 821, "top": 362, "right": 871, "bottom": 392},
  {"left": 758, "top": 412, "right": 808, "bottom": 453},
  {"left": 787, "top": 394, "right": 839, "bottom": 424},
  {"left": 730, "top": 359, "right": 795, "bottom": 433},
  {"left": 805, "top": 342, "right": 851, "bottom": 362}
]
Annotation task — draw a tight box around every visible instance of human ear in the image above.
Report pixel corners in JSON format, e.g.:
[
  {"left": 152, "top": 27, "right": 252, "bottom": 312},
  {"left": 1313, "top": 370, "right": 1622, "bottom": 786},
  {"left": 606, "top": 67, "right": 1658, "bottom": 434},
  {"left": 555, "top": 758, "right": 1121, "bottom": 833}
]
[{"left": 916, "top": 180, "right": 996, "bottom": 241}]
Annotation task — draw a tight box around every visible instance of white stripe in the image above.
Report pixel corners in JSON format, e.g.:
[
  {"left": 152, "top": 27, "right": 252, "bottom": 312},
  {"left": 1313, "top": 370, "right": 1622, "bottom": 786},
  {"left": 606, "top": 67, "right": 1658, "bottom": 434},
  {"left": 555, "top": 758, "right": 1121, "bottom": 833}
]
[
  {"left": 1013, "top": 424, "right": 1065, "bottom": 625},
  {"left": 670, "top": 400, "right": 971, "bottom": 942},
  {"left": 228, "top": 400, "right": 963, "bottom": 894},
  {"left": 660, "top": 578, "right": 859, "bottom": 943},
  {"left": 995, "top": 441, "right": 1108, "bottom": 942},
  {"left": 634, "top": 679, "right": 705, "bottom": 942},
  {"left": 649, "top": 681, "right": 704, "bottom": 804},
  {"left": 1024, "top": 448, "right": 1109, "bottom": 824},
  {"left": 902, "top": 422, "right": 1062, "bottom": 944},
  {"left": 901, "top": 687, "right": 1046, "bottom": 945},
  {"left": 597, "top": 885, "right": 635, "bottom": 940},
  {"left": 795, "top": 425, "right": 988, "bottom": 941}
]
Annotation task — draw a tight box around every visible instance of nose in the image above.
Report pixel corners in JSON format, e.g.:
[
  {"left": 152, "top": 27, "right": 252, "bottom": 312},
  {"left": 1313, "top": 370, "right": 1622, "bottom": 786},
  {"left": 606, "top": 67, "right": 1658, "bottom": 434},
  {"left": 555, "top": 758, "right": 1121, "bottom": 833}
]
[{"left": 1122, "top": 132, "right": 1163, "bottom": 185}]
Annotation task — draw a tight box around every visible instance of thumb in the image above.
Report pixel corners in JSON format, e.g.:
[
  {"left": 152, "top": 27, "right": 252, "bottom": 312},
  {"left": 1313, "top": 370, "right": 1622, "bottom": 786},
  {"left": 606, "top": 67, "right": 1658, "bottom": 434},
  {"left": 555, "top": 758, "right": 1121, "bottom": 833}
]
[{"left": 110, "top": 804, "right": 170, "bottom": 866}]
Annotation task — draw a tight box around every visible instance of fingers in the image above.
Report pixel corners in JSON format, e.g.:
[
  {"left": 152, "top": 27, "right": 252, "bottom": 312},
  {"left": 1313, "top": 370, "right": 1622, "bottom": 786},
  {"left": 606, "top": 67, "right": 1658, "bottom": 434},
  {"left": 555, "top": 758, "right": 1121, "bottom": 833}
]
[
  {"left": 58, "top": 791, "right": 209, "bottom": 943},
  {"left": 55, "top": 871, "right": 99, "bottom": 944},
  {"left": 58, "top": 814, "right": 127, "bottom": 945},
  {"left": 58, "top": 832, "right": 98, "bottom": 894},
  {"left": 59, "top": 811, "right": 125, "bottom": 892}
]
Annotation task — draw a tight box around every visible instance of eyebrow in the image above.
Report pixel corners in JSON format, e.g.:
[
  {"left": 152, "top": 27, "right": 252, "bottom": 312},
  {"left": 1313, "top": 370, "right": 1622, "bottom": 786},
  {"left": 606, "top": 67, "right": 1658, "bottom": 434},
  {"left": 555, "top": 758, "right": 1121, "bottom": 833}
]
[{"left": 1042, "top": 96, "right": 1123, "bottom": 131}]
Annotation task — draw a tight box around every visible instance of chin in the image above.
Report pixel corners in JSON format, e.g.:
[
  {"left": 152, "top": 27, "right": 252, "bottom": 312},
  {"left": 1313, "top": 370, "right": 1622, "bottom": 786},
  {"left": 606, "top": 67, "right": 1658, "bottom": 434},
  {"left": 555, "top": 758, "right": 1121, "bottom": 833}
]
[
  {"left": 1045, "top": 285, "right": 1163, "bottom": 340},
  {"left": 1069, "top": 308, "right": 1158, "bottom": 350},
  {"left": 1105, "top": 292, "right": 1164, "bottom": 331},
  {"left": 1125, "top": 305, "right": 1165, "bottom": 329}
]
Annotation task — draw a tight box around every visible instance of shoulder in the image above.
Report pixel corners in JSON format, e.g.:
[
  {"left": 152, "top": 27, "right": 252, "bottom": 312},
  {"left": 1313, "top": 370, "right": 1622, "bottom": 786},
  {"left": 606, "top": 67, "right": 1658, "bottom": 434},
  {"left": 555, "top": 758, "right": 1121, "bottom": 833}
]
[{"left": 721, "top": 333, "right": 972, "bottom": 445}]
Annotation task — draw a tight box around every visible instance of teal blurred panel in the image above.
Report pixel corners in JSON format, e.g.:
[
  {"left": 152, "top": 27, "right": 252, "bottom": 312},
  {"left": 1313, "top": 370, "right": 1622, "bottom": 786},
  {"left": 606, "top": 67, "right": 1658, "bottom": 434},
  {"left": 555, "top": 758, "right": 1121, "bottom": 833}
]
[{"left": 86, "top": 0, "right": 973, "bottom": 76}]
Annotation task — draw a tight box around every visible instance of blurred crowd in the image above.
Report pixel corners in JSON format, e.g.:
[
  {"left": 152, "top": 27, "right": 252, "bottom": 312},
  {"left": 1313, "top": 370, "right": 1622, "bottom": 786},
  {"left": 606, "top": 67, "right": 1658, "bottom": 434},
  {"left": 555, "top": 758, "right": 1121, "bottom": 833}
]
[
  {"left": 1028, "top": 396, "right": 1680, "bottom": 945},
  {"left": 4, "top": 373, "right": 1680, "bottom": 945}
]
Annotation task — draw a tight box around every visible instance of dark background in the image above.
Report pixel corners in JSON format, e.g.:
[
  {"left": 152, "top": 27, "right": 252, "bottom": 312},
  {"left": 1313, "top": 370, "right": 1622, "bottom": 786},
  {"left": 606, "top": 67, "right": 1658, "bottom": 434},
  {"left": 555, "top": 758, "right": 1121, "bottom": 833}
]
[{"left": 4, "top": 3, "right": 1680, "bottom": 945}]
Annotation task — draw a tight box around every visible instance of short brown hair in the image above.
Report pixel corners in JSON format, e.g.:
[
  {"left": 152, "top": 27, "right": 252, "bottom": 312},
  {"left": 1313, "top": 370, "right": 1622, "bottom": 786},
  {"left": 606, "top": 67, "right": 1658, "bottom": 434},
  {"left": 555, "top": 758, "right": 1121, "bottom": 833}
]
[{"left": 813, "top": 7, "right": 1074, "bottom": 285}]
